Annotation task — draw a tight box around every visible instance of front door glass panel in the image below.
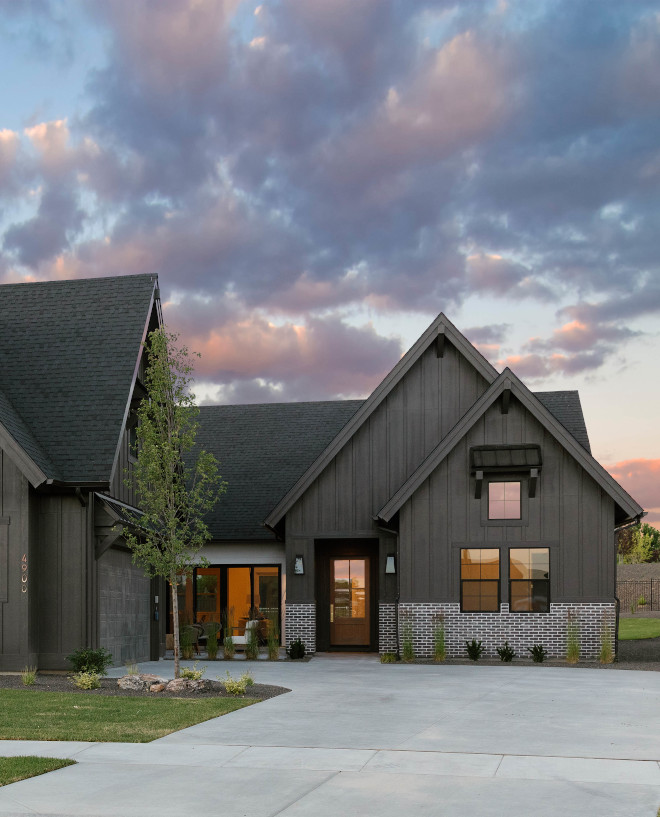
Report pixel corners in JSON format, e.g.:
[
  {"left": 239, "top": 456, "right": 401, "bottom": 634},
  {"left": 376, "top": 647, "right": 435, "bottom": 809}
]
[{"left": 330, "top": 558, "right": 369, "bottom": 646}]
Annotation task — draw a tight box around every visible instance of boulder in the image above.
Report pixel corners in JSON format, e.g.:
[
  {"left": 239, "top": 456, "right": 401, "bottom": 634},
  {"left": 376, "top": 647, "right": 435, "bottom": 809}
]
[
  {"left": 149, "top": 683, "right": 167, "bottom": 693},
  {"left": 117, "top": 673, "right": 167, "bottom": 692},
  {"left": 165, "top": 678, "right": 211, "bottom": 693}
]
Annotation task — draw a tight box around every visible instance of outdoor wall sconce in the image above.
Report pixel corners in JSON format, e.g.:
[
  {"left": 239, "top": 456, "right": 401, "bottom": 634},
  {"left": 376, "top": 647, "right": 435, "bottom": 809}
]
[
  {"left": 385, "top": 554, "right": 396, "bottom": 574},
  {"left": 294, "top": 555, "right": 304, "bottom": 575}
]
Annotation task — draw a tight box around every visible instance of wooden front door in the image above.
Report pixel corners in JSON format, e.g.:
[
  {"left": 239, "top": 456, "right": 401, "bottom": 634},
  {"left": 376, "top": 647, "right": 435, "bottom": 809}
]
[
  {"left": 315, "top": 539, "right": 378, "bottom": 651},
  {"left": 330, "top": 558, "right": 370, "bottom": 646}
]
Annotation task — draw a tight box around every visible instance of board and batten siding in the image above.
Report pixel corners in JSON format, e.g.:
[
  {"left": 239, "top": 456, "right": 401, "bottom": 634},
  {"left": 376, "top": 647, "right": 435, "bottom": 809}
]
[
  {"left": 285, "top": 342, "right": 490, "bottom": 602},
  {"left": 0, "top": 449, "right": 35, "bottom": 669},
  {"left": 398, "top": 397, "right": 616, "bottom": 602},
  {"left": 36, "top": 493, "right": 92, "bottom": 669}
]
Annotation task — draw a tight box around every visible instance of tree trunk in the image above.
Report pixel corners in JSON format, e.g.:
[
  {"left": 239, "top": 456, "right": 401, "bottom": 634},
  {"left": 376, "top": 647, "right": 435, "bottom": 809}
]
[{"left": 170, "top": 577, "right": 180, "bottom": 678}]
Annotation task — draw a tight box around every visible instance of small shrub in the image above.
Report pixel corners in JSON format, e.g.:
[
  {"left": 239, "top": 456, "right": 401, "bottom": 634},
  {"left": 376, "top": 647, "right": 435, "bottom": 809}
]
[
  {"left": 401, "top": 614, "right": 415, "bottom": 663},
  {"left": 180, "top": 662, "right": 206, "bottom": 680},
  {"left": 66, "top": 647, "right": 113, "bottom": 675},
  {"left": 71, "top": 671, "right": 101, "bottom": 690},
  {"left": 637, "top": 595, "right": 648, "bottom": 607},
  {"left": 599, "top": 616, "right": 614, "bottom": 664},
  {"left": 630, "top": 600, "right": 637, "bottom": 615},
  {"left": 240, "top": 670, "right": 254, "bottom": 687},
  {"left": 245, "top": 625, "right": 260, "bottom": 660},
  {"left": 380, "top": 652, "right": 397, "bottom": 663},
  {"left": 566, "top": 610, "right": 580, "bottom": 664},
  {"left": 528, "top": 644, "right": 547, "bottom": 663},
  {"left": 223, "top": 634, "right": 236, "bottom": 660},
  {"left": 465, "top": 639, "right": 484, "bottom": 661},
  {"left": 124, "top": 661, "right": 139, "bottom": 676},
  {"left": 206, "top": 631, "right": 219, "bottom": 660},
  {"left": 497, "top": 642, "right": 515, "bottom": 662},
  {"left": 432, "top": 614, "right": 446, "bottom": 662},
  {"left": 21, "top": 666, "right": 37, "bottom": 686},
  {"left": 222, "top": 671, "right": 247, "bottom": 696},
  {"left": 287, "top": 638, "right": 306, "bottom": 660},
  {"left": 267, "top": 614, "right": 280, "bottom": 660}
]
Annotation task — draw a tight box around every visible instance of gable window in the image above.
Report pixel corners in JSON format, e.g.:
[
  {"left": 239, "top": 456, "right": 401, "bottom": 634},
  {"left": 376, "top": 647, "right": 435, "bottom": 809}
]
[
  {"left": 509, "top": 548, "right": 549, "bottom": 612},
  {"left": 488, "top": 481, "right": 521, "bottom": 520},
  {"left": 461, "top": 549, "right": 500, "bottom": 612}
]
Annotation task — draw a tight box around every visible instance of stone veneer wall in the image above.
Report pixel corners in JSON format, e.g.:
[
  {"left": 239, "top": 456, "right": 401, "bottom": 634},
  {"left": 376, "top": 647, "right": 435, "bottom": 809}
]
[
  {"left": 383, "top": 602, "right": 615, "bottom": 660},
  {"left": 285, "top": 603, "right": 316, "bottom": 653}
]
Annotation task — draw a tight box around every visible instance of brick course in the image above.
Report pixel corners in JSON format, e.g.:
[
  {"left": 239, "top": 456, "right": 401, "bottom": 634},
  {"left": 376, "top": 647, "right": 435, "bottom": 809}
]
[
  {"left": 392, "top": 602, "right": 616, "bottom": 660},
  {"left": 285, "top": 603, "right": 316, "bottom": 653}
]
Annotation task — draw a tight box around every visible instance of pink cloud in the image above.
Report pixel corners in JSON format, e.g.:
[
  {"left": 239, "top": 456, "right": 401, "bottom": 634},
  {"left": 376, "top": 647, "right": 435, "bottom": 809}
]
[{"left": 605, "top": 458, "right": 660, "bottom": 526}]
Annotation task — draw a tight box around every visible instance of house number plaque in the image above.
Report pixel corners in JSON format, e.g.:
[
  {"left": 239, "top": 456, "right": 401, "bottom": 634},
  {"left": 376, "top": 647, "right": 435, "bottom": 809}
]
[{"left": 21, "top": 554, "right": 27, "bottom": 593}]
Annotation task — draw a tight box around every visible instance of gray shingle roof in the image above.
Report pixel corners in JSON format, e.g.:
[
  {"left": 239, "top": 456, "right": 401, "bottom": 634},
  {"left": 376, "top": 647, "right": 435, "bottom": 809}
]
[
  {"left": 534, "top": 391, "right": 591, "bottom": 453},
  {"left": 0, "top": 274, "right": 157, "bottom": 483},
  {"left": 196, "top": 401, "right": 363, "bottom": 540},
  {"left": 197, "top": 389, "right": 592, "bottom": 540}
]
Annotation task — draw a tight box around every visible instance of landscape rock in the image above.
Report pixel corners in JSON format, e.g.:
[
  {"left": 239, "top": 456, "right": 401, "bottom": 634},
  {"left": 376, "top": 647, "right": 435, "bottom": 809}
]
[
  {"left": 149, "top": 683, "right": 166, "bottom": 693},
  {"left": 165, "top": 678, "right": 211, "bottom": 693},
  {"left": 117, "top": 673, "right": 167, "bottom": 692}
]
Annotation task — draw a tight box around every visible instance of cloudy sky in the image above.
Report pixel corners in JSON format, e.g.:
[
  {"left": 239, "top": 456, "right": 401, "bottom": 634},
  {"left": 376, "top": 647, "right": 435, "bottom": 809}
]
[{"left": 0, "top": 0, "right": 658, "bottom": 523}]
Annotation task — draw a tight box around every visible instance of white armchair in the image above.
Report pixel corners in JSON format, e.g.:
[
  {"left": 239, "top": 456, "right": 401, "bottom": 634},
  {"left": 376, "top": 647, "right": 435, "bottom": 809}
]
[{"left": 232, "top": 619, "right": 260, "bottom": 649}]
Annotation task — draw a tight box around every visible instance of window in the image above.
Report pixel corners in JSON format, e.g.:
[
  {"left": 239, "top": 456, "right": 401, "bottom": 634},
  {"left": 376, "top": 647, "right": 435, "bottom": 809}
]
[
  {"left": 509, "top": 548, "right": 549, "bottom": 612},
  {"left": 461, "top": 549, "right": 500, "bottom": 612},
  {"left": 488, "top": 481, "right": 521, "bottom": 520}
]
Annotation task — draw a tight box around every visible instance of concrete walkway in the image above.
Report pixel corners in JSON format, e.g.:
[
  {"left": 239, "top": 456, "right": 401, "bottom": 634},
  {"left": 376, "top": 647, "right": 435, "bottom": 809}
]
[{"left": 0, "top": 656, "right": 658, "bottom": 816}]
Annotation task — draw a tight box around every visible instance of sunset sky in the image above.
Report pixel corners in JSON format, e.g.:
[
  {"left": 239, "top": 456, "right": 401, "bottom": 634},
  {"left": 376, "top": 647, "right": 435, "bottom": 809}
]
[{"left": 0, "top": 1, "right": 658, "bottom": 524}]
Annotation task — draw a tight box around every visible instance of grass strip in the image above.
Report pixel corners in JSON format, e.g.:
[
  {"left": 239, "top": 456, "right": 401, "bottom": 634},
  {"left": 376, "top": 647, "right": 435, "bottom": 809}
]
[
  {"left": 0, "top": 756, "right": 75, "bottom": 787},
  {"left": 618, "top": 618, "right": 660, "bottom": 641},
  {"left": 0, "top": 690, "right": 254, "bottom": 743}
]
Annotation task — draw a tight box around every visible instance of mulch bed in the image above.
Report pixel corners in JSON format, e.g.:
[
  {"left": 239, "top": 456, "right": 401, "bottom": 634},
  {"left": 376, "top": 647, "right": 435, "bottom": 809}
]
[{"left": 0, "top": 674, "right": 290, "bottom": 700}]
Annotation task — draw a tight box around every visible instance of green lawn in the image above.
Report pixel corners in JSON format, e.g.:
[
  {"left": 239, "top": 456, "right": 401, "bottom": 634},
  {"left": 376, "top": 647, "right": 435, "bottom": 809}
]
[
  {"left": 0, "top": 690, "right": 254, "bottom": 742},
  {"left": 618, "top": 618, "right": 660, "bottom": 640},
  {"left": 0, "top": 756, "right": 75, "bottom": 787}
]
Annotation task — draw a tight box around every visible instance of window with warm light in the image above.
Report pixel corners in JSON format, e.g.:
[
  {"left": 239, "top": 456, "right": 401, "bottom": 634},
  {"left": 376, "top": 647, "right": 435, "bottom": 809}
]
[
  {"left": 460, "top": 549, "right": 500, "bottom": 612},
  {"left": 488, "top": 481, "right": 521, "bottom": 520},
  {"left": 509, "top": 548, "right": 550, "bottom": 612}
]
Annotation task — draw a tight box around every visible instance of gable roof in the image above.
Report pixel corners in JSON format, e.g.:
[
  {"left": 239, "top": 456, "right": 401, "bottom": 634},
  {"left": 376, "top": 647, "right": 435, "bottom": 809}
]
[
  {"left": 0, "top": 274, "right": 158, "bottom": 486},
  {"left": 264, "top": 313, "right": 498, "bottom": 529},
  {"left": 196, "top": 401, "right": 363, "bottom": 540},
  {"left": 377, "top": 368, "right": 643, "bottom": 526}
]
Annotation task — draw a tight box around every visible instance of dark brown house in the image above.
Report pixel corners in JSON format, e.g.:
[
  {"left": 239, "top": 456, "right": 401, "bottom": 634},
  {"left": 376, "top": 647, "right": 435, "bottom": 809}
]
[
  {"left": 0, "top": 276, "right": 644, "bottom": 667},
  {"left": 193, "top": 314, "right": 644, "bottom": 659},
  {"left": 0, "top": 274, "right": 164, "bottom": 670}
]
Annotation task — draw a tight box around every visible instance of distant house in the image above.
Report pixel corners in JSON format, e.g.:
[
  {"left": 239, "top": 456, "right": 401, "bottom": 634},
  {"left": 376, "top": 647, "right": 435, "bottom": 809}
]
[
  {"left": 189, "top": 314, "right": 644, "bottom": 659},
  {"left": 0, "top": 276, "right": 644, "bottom": 669},
  {"left": 0, "top": 274, "right": 163, "bottom": 670}
]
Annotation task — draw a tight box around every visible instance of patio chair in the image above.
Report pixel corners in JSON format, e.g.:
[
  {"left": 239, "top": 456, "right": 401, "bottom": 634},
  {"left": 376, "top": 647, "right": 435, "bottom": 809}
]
[{"left": 232, "top": 619, "right": 260, "bottom": 650}]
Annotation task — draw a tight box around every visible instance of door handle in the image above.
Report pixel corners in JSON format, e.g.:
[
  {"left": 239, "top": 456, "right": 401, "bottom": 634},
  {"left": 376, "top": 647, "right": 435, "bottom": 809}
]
[{"left": 330, "top": 603, "right": 334, "bottom": 623}]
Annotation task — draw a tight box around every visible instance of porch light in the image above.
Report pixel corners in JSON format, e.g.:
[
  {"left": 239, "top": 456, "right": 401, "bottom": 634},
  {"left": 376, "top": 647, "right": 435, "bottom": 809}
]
[
  {"left": 385, "top": 554, "right": 396, "bottom": 574},
  {"left": 294, "top": 555, "right": 304, "bottom": 575}
]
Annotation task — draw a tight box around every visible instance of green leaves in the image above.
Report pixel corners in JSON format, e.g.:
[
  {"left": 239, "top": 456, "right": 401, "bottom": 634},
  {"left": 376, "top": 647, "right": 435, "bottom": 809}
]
[{"left": 125, "top": 328, "right": 226, "bottom": 595}]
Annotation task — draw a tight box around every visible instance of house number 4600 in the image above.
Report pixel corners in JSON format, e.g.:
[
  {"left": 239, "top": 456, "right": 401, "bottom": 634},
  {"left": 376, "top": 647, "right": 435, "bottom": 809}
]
[{"left": 21, "top": 554, "right": 28, "bottom": 593}]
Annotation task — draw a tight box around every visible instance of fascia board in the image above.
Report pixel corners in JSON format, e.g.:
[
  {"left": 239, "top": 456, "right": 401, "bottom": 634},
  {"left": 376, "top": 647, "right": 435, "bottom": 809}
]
[
  {"left": 264, "top": 312, "right": 499, "bottom": 529},
  {"left": 0, "top": 422, "right": 48, "bottom": 488},
  {"left": 379, "top": 367, "right": 644, "bottom": 524},
  {"left": 108, "top": 279, "right": 160, "bottom": 489}
]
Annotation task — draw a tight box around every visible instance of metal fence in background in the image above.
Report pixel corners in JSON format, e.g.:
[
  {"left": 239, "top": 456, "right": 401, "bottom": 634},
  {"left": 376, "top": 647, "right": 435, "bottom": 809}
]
[{"left": 617, "top": 580, "right": 660, "bottom": 611}]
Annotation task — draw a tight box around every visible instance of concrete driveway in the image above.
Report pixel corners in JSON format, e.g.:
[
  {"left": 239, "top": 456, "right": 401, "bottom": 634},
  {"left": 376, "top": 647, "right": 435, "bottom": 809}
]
[{"left": 0, "top": 655, "right": 658, "bottom": 817}]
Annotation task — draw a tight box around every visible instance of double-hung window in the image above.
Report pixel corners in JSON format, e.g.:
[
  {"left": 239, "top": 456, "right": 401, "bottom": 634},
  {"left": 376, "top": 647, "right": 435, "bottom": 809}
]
[
  {"left": 461, "top": 549, "right": 500, "bottom": 612},
  {"left": 509, "top": 548, "right": 549, "bottom": 612}
]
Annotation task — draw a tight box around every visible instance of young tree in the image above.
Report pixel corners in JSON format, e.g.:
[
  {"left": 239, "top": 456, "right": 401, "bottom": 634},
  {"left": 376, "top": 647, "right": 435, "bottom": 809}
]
[
  {"left": 125, "top": 328, "right": 226, "bottom": 678},
  {"left": 618, "top": 522, "right": 660, "bottom": 564}
]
